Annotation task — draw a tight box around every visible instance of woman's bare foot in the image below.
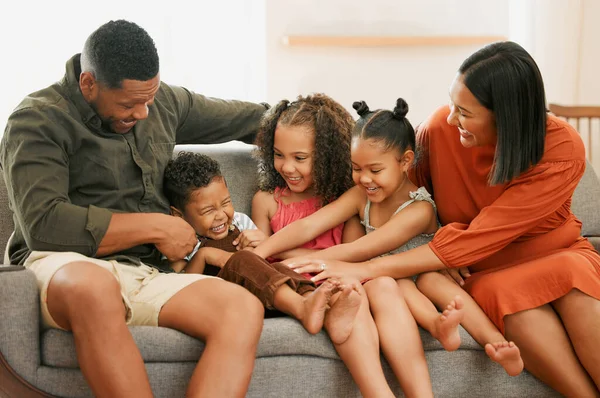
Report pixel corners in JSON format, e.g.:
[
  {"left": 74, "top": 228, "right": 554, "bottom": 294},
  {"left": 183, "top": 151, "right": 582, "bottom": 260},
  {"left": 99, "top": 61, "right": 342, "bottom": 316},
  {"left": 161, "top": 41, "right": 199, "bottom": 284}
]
[
  {"left": 324, "top": 283, "right": 361, "bottom": 345},
  {"left": 301, "top": 279, "right": 340, "bottom": 335},
  {"left": 431, "top": 295, "right": 464, "bottom": 351},
  {"left": 485, "top": 341, "right": 524, "bottom": 376}
]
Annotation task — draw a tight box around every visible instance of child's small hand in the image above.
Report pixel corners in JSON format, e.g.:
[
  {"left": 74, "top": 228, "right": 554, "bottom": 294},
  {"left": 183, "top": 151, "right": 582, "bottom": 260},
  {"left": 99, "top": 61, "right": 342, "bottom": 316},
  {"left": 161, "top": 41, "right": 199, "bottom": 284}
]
[
  {"left": 169, "top": 259, "right": 188, "bottom": 273},
  {"left": 287, "top": 259, "right": 369, "bottom": 283},
  {"left": 281, "top": 255, "right": 316, "bottom": 267},
  {"left": 233, "top": 229, "right": 267, "bottom": 250}
]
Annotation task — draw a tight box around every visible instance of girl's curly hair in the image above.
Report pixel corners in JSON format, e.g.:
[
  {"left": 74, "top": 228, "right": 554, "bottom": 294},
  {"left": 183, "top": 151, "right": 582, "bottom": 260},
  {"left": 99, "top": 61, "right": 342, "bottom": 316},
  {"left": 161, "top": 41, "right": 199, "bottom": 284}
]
[{"left": 254, "top": 93, "right": 354, "bottom": 204}]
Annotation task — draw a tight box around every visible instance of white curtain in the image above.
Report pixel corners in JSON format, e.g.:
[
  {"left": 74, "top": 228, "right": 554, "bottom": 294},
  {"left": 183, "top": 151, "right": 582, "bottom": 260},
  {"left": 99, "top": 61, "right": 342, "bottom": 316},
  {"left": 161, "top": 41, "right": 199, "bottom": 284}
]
[{"left": 509, "top": 0, "right": 599, "bottom": 106}]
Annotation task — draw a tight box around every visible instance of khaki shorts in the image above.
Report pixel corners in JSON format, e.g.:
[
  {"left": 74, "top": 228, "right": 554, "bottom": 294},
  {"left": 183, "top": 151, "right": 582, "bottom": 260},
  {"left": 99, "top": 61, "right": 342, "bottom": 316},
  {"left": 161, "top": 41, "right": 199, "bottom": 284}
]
[{"left": 24, "top": 251, "right": 213, "bottom": 330}]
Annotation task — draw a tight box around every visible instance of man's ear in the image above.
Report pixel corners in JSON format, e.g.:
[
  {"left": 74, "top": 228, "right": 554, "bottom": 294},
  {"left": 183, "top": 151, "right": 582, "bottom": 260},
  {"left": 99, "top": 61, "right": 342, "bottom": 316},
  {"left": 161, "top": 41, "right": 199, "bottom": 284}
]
[
  {"left": 170, "top": 206, "right": 184, "bottom": 218},
  {"left": 79, "top": 71, "right": 98, "bottom": 103}
]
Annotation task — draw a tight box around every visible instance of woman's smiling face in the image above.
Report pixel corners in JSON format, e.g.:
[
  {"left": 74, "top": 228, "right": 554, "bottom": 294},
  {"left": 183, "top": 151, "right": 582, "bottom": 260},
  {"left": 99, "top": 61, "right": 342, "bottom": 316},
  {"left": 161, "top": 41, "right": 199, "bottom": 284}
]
[{"left": 447, "top": 73, "right": 497, "bottom": 148}]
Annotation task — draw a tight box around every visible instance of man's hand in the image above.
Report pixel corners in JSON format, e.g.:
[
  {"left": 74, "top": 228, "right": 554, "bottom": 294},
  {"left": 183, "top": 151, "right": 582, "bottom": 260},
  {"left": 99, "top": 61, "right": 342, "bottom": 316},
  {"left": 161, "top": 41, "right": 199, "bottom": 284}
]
[
  {"left": 232, "top": 229, "right": 267, "bottom": 250},
  {"left": 439, "top": 267, "right": 471, "bottom": 286},
  {"left": 155, "top": 216, "right": 197, "bottom": 262}
]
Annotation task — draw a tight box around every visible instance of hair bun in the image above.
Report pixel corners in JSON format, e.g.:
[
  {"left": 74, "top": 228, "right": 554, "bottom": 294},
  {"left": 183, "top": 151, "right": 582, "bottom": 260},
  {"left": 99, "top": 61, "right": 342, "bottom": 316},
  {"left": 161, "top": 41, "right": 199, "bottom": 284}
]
[
  {"left": 392, "top": 98, "right": 409, "bottom": 120},
  {"left": 352, "top": 101, "right": 370, "bottom": 117}
]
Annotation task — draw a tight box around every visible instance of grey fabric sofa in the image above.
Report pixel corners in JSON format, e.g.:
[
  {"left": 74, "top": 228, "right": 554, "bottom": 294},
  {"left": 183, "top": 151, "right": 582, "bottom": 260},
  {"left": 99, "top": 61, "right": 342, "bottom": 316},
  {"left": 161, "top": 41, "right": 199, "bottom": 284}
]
[{"left": 5, "top": 142, "right": 599, "bottom": 397}]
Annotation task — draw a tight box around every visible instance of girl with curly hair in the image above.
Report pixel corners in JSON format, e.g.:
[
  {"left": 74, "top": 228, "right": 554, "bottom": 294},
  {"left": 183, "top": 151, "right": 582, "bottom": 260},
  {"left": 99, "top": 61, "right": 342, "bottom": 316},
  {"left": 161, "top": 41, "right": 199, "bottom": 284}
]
[
  {"left": 254, "top": 98, "right": 524, "bottom": 397},
  {"left": 236, "top": 93, "right": 363, "bottom": 257}
]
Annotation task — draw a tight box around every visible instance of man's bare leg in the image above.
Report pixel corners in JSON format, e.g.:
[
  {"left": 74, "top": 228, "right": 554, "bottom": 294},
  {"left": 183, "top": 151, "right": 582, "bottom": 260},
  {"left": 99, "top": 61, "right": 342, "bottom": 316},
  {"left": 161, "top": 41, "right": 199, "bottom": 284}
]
[
  {"left": 159, "top": 278, "right": 264, "bottom": 398},
  {"left": 47, "top": 262, "right": 153, "bottom": 398}
]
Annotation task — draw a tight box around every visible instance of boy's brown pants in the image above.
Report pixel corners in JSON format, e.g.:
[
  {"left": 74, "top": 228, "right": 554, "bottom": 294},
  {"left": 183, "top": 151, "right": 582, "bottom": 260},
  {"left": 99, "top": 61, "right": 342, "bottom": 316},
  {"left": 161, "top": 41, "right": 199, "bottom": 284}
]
[{"left": 218, "top": 250, "right": 316, "bottom": 309}]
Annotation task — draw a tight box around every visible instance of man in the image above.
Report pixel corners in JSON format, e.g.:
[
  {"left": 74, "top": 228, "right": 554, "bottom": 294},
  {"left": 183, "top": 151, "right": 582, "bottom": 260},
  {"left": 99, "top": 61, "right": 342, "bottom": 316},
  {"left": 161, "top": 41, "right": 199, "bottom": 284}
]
[{"left": 0, "top": 20, "right": 267, "bottom": 397}]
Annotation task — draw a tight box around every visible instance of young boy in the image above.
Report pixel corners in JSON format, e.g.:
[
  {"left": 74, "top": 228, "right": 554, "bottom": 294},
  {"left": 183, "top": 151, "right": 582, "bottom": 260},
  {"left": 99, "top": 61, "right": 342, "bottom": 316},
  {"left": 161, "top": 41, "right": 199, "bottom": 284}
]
[{"left": 163, "top": 151, "right": 359, "bottom": 342}]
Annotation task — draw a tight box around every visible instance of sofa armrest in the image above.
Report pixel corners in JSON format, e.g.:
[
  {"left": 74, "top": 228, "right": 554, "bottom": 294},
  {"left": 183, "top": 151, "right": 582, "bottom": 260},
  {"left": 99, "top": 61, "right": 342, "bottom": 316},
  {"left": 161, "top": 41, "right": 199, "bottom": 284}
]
[{"left": 0, "top": 266, "right": 42, "bottom": 386}]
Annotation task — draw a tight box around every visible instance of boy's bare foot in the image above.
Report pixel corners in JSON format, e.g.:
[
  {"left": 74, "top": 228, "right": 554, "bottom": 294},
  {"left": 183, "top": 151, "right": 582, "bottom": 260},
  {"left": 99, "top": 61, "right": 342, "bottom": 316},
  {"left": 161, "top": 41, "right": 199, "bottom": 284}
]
[
  {"left": 485, "top": 341, "right": 524, "bottom": 376},
  {"left": 432, "top": 295, "right": 464, "bottom": 351},
  {"left": 301, "top": 279, "right": 340, "bottom": 335},
  {"left": 324, "top": 283, "right": 361, "bottom": 345}
]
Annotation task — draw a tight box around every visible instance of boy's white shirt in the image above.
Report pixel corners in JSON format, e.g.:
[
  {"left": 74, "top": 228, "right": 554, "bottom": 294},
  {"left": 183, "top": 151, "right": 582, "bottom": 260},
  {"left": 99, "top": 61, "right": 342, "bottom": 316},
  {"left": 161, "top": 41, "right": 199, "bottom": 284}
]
[{"left": 185, "top": 212, "right": 257, "bottom": 261}]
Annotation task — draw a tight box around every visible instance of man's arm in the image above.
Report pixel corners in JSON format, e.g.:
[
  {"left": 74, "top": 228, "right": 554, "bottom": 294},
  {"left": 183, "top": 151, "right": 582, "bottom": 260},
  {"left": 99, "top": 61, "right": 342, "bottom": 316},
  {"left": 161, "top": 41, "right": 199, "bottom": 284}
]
[
  {"left": 1, "top": 109, "right": 111, "bottom": 256},
  {"left": 169, "top": 85, "right": 269, "bottom": 145},
  {"left": 1, "top": 108, "right": 196, "bottom": 260},
  {"left": 96, "top": 213, "right": 197, "bottom": 261}
]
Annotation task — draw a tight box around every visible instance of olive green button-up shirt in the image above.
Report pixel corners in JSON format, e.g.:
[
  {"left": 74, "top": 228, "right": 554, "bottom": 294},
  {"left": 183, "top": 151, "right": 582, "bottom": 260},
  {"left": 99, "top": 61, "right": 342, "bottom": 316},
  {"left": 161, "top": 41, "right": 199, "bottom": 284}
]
[{"left": 0, "top": 54, "right": 267, "bottom": 266}]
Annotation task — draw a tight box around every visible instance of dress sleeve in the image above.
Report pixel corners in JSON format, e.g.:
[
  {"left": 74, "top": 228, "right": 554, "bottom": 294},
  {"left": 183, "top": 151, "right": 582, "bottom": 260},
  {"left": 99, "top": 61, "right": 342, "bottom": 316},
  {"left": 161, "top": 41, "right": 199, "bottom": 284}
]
[{"left": 430, "top": 159, "right": 586, "bottom": 268}]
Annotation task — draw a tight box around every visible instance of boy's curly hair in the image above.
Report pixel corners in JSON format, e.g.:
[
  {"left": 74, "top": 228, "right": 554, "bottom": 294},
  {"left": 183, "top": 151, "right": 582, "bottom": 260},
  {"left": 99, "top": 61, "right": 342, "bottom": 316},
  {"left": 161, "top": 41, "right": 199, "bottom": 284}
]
[
  {"left": 254, "top": 93, "right": 354, "bottom": 204},
  {"left": 163, "top": 151, "right": 222, "bottom": 210}
]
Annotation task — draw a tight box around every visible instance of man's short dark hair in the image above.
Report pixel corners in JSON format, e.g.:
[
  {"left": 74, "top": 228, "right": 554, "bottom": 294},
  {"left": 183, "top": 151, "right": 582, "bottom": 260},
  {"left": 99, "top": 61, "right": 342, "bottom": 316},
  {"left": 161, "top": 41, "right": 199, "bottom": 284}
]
[{"left": 81, "top": 20, "right": 159, "bottom": 88}]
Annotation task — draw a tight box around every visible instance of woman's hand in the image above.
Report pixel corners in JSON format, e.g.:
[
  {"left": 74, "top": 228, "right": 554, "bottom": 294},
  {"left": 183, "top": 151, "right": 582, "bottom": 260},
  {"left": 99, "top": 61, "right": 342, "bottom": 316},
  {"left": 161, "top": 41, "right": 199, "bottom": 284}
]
[
  {"left": 233, "top": 229, "right": 268, "bottom": 250},
  {"left": 287, "top": 258, "right": 371, "bottom": 283},
  {"left": 281, "top": 254, "right": 318, "bottom": 267},
  {"left": 439, "top": 267, "right": 471, "bottom": 286}
]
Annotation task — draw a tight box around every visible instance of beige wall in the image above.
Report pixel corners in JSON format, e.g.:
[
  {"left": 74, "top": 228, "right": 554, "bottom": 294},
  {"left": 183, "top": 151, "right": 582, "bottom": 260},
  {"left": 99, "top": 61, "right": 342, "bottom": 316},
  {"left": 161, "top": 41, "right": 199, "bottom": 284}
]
[
  {"left": 266, "top": 0, "right": 600, "bottom": 170},
  {"left": 265, "top": 0, "right": 510, "bottom": 125}
]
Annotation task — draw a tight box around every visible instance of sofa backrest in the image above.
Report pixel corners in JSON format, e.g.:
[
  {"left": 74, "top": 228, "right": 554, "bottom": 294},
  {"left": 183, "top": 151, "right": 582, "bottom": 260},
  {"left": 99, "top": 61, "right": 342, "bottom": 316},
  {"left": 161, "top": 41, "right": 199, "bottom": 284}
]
[{"left": 1, "top": 143, "right": 600, "bottom": 263}]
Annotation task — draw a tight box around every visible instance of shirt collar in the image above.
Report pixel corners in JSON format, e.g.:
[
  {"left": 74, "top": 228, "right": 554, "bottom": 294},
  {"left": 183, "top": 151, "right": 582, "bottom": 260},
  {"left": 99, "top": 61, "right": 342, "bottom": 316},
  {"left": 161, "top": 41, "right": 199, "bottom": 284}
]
[{"left": 61, "top": 54, "right": 102, "bottom": 130}]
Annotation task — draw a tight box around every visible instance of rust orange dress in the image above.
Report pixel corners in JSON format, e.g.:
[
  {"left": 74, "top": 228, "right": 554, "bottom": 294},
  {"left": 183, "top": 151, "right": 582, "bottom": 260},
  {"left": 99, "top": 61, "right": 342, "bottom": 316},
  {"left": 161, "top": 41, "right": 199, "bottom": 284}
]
[{"left": 411, "top": 106, "right": 600, "bottom": 333}]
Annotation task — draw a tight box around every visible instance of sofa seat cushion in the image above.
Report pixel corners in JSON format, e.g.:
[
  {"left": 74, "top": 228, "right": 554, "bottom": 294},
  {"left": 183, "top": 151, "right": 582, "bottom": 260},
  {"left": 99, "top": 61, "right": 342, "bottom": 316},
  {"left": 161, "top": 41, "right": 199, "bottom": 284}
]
[{"left": 41, "top": 316, "right": 482, "bottom": 368}]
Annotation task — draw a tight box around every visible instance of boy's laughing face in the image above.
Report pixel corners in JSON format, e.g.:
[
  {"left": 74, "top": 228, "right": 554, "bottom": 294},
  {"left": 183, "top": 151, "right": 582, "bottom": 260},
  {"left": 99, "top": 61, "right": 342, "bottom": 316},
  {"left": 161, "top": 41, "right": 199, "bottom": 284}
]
[{"left": 172, "top": 177, "right": 235, "bottom": 240}]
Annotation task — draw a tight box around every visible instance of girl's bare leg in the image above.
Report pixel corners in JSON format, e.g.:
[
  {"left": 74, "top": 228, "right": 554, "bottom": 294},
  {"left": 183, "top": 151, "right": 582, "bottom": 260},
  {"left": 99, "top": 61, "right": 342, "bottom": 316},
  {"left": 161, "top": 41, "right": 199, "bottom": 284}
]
[
  {"left": 397, "top": 277, "right": 463, "bottom": 351},
  {"left": 416, "top": 272, "right": 523, "bottom": 376},
  {"left": 326, "top": 284, "right": 395, "bottom": 398},
  {"left": 365, "top": 277, "right": 433, "bottom": 398}
]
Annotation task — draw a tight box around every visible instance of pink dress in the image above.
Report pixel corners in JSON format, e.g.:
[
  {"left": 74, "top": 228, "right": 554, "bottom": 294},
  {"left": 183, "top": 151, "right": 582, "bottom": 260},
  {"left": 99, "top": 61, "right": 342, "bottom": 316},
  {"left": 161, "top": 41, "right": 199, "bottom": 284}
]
[{"left": 270, "top": 187, "right": 344, "bottom": 269}]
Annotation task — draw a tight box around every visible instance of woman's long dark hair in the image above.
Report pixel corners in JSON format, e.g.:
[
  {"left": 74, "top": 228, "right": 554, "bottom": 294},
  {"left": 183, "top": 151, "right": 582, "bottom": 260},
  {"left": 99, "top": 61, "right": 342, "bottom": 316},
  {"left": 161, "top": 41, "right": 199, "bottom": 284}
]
[{"left": 459, "top": 41, "right": 547, "bottom": 185}]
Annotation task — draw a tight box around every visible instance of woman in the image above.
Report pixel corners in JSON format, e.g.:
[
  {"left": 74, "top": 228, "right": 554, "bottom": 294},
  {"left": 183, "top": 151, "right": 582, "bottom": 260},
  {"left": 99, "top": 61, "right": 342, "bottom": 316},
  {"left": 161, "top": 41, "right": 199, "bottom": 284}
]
[{"left": 292, "top": 41, "right": 600, "bottom": 396}]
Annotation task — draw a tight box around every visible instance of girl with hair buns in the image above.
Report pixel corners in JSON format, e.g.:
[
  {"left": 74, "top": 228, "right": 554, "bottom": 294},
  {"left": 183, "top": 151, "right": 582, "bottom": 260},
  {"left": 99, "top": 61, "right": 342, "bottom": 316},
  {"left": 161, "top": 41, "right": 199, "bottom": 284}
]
[{"left": 254, "top": 98, "right": 524, "bottom": 396}]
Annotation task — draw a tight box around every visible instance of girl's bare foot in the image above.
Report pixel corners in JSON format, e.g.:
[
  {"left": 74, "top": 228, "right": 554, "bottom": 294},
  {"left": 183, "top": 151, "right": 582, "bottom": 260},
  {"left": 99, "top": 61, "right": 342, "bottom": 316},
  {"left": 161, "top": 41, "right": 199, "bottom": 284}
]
[
  {"left": 485, "top": 341, "right": 524, "bottom": 376},
  {"left": 324, "top": 283, "right": 361, "bottom": 345},
  {"left": 301, "top": 279, "right": 340, "bottom": 335},
  {"left": 432, "top": 295, "right": 464, "bottom": 351}
]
